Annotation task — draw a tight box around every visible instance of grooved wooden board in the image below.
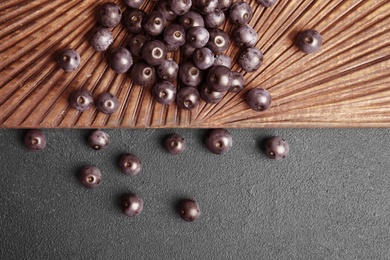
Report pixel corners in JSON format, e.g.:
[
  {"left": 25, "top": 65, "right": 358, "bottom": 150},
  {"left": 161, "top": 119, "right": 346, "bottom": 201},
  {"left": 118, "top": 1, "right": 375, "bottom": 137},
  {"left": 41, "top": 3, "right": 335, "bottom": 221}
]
[{"left": 1, "top": 0, "right": 389, "bottom": 128}]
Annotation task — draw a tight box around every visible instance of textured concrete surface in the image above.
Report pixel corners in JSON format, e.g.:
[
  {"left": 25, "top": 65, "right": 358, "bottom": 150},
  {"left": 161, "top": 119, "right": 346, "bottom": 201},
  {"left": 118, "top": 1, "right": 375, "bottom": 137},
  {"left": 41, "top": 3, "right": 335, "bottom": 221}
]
[{"left": 0, "top": 129, "right": 389, "bottom": 260}]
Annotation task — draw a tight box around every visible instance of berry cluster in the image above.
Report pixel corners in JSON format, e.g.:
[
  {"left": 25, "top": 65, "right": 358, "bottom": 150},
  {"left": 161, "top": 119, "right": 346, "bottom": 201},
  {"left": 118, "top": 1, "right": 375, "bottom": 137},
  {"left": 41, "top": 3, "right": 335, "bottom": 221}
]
[{"left": 56, "top": 0, "right": 323, "bottom": 117}]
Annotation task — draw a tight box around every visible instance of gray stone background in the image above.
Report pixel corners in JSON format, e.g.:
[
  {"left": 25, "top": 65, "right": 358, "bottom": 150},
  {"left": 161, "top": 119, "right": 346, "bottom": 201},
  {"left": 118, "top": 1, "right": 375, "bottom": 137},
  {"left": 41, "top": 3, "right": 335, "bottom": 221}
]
[{"left": 0, "top": 128, "right": 389, "bottom": 260}]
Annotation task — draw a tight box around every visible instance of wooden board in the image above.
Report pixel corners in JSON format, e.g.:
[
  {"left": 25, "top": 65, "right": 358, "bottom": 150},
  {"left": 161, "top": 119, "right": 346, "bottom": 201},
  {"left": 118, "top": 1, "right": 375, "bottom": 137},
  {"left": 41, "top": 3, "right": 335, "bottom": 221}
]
[{"left": 1, "top": 0, "right": 389, "bottom": 128}]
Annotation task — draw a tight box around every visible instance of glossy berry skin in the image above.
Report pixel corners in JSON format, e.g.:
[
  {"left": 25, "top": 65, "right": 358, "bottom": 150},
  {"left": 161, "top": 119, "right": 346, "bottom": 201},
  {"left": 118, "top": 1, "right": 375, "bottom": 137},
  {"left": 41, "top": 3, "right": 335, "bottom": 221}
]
[
  {"left": 207, "top": 28, "right": 230, "bottom": 54},
  {"left": 199, "top": 82, "right": 225, "bottom": 104},
  {"left": 176, "top": 86, "right": 200, "bottom": 110},
  {"left": 118, "top": 153, "right": 142, "bottom": 176},
  {"left": 233, "top": 24, "right": 258, "bottom": 48},
  {"left": 205, "top": 128, "right": 232, "bottom": 154},
  {"left": 24, "top": 129, "right": 46, "bottom": 151},
  {"left": 229, "top": 72, "right": 245, "bottom": 93},
  {"left": 177, "top": 11, "right": 204, "bottom": 31},
  {"left": 297, "top": 29, "right": 323, "bottom": 54},
  {"left": 204, "top": 9, "right": 225, "bottom": 28},
  {"left": 207, "top": 65, "right": 232, "bottom": 92},
  {"left": 238, "top": 47, "right": 263, "bottom": 72},
  {"left": 179, "top": 199, "right": 200, "bottom": 222},
  {"left": 170, "top": 0, "right": 192, "bottom": 15},
  {"left": 57, "top": 48, "right": 80, "bottom": 72},
  {"left": 88, "top": 130, "right": 110, "bottom": 150},
  {"left": 193, "top": 0, "right": 218, "bottom": 14},
  {"left": 129, "top": 62, "right": 156, "bottom": 87},
  {"left": 124, "top": 0, "right": 144, "bottom": 8},
  {"left": 193, "top": 47, "right": 215, "bottom": 70},
  {"left": 69, "top": 89, "right": 94, "bottom": 112},
  {"left": 246, "top": 88, "right": 271, "bottom": 111},
  {"left": 163, "top": 24, "right": 186, "bottom": 47},
  {"left": 256, "top": 0, "right": 277, "bottom": 8},
  {"left": 142, "top": 11, "right": 167, "bottom": 36},
  {"left": 157, "top": 59, "right": 179, "bottom": 81},
  {"left": 127, "top": 34, "right": 148, "bottom": 57},
  {"left": 186, "top": 26, "right": 210, "bottom": 49},
  {"left": 95, "top": 92, "right": 119, "bottom": 114},
  {"left": 179, "top": 61, "right": 204, "bottom": 87},
  {"left": 109, "top": 47, "right": 133, "bottom": 74},
  {"left": 152, "top": 81, "right": 177, "bottom": 105},
  {"left": 90, "top": 28, "right": 113, "bottom": 51},
  {"left": 79, "top": 166, "right": 102, "bottom": 189},
  {"left": 218, "top": 0, "right": 232, "bottom": 11},
  {"left": 98, "top": 2, "right": 122, "bottom": 28},
  {"left": 141, "top": 40, "right": 167, "bottom": 66},
  {"left": 214, "top": 54, "right": 232, "bottom": 69},
  {"left": 122, "top": 8, "right": 145, "bottom": 34},
  {"left": 155, "top": 0, "right": 177, "bottom": 21},
  {"left": 121, "top": 193, "right": 143, "bottom": 217},
  {"left": 164, "top": 134, "right": 186, "bottom": 155},
  {"left": 264, "top": 136, "right": 289, "bottom": 160},
  {"left": 229, "top": 1, "right": 252, "bottom": 25}
]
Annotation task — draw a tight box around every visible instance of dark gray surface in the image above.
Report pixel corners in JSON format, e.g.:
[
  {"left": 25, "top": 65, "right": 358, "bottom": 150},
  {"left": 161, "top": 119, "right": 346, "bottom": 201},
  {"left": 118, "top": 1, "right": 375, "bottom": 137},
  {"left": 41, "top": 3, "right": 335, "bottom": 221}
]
[{"left": 0, "top": 128, "right": 389, "bottom": 260}]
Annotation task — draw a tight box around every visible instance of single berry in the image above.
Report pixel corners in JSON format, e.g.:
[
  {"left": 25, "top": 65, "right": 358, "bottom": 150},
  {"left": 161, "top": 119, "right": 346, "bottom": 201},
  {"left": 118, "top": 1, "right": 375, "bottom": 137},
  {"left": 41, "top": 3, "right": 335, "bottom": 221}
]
[
  {"left": 204, "top": 9, "right": 225, "bottom": 28},
  {"left": 193, "top": 0, "right": 218, "bottom": 14},
  {"left": 199, "top": 82, "right": 225, "bottom": 104},
  {"left": 177, "top": 10, "right": 204, "bottom": 30},
  {"left": 186, "top": 26, "right": 210, "bottom": 49},
  {"left": 79, "top": 166, "right": 102, "bottom": 188},
  {"left": 229, "top": 1, "right": 252, "bottom": 25},
  {"left": 88, "top": 130, "right": 110, "bottom": 150},
  {"left": 96, "top": 92, "right": 119, "bottom": 114},
  {"left": 24, "top": 129, "right": 46, "bottom": 151},
  {"left": 176, "top": 86, "right": 200, "bottom": 110},
  {"left": 207, "top": 65, "right": 233, "bottom": 92},
  {"left": 170, "top": 0, "right": 192, "bottom": 15},
  {"left": 122, "top": 8, "right": 145, "bottom": 34},
  {"left": 141, "top": 40, "right": 167, "bottom": 66},
  {"left": 127, "top": 34, "right": 148, "bottom": 57},
  {"left": 129, "top": 62, "right": 156, "bottom": 86},
  {"left": 256, "top": 0, "right": 277, "bottom": 8},
  {"left": 205, "top": 128, "right": 232, "bottom": 154},
  {"left": 109, "top": 47, "right": 133, "bottom": 74},
  {"left": 296, "top": 29, "right": 323, "bottom": 54},
  {"left": 163, "top": 24, "right": 186, "bottom": 47},
  {"left": 124, "top": 0, "right": 145, "bottom": 8},
  {"left": 179, "top": 61, "right": 204, "bottom": 87},
  {"left": 232, "top": 24, "right": 258, "bottom": 48},
  {"left": 57, "top": 48, "right": 80, "bottom": 72},
  {"left": 238, "top": 47, "right": 263, "bottom": 72},
  {"left": 157, "top": 59, "right": 179, "bottom": 81},
  {"left": 178, "top": 199, "right": 201, "bottom": 222},
  {"left": 152, "top": 81, "right": 177, "bottom": 105},
  {"left": 229, "top": 72, "right": 245, "bottom": 93},
  {"left": 193, "top": 47, "right": 215, "bottom": 70},
  {"left": 264, "top": 136, "right": 289, "bottom": 160},
  {"left": 207, "top": 28, "right": 230, "bottom": 54},
  {"left": 142, "top": 11, "right": 167, "bottom": 36},
  {"left": 98, "top": 2, "right": 122, "bottom": 28},
  {"left": 121, "top": 193, "right": 143, "bottom": 217},
  {"left": 118, "top": 153, "right": 142, "bottom": 176},
  {"left": 246, "top": 88, "right": 271, "bottom": 111},
  {"left": 69, "top": 89, "right": 94, "bottom": 112},
  {"left": 164, "top": 134, "right": 186, "bottom": 155},
  {"left": 155, "top": 0, "right": 177, "bottom": 21},
  {"left": 90, "top": 27, "right": 113, "bottom": 52}
]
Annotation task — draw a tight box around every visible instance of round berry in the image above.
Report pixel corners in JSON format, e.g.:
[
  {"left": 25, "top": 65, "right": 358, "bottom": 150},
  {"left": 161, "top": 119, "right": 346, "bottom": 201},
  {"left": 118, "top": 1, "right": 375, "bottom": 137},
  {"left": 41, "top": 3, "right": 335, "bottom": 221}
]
[
  {"left": 88, "top": 130, "right": 110, "bottom": 150},
  {"left": 98, "top": 2, "right": 122, "bottom": 28},
  {"left": 142, "top": 11, "right": 167, "bottom": 36},
  {"left": 141, "top": 40, "right": 167, "bottom": 66},
  {"left": 205, "top": 128, "right": 232, "bottom": 154},
  {"left": 204, "top": 9, "right": 225, "bottom": 28},
  {"left": 24, "top": 129, "right": 46, "bottom": 151},
  {"left": 164, "top": 134, "right": 186, "bottom": 155},
  {"left": 264, "top": 136, "right": 289, "bottom": 160},
  {"left": 232, "top": 24, "right": 258, "bottom": 48},
  {"left": 124, "top": 0, "right": 145, "bottom": 8},
  {"left": 157, "top": 59, "right": 179, "bottom": 81},
  {"left": 90, "top": 27, "right": 113, "bottom": 52},
  {"left": 95, "top": 92, "right": 119, "bottom": 114},
  {"left": 79, "top": 166, "right": 102, "bottom": 188},
  {"left": 199, "top": 82, "right": 225, "bottom": 104},
  {"left": 129, "top": 62, "right": 156, "bottom": 87},
  {"left": 179, "top": 61, "right": 204, "bottom": 87},
  {"left": 229, "top": 72, "right": 245, "bottom": 93},
  {"left": 238, "top": 47, "right": 263, "bottom": 72},
  {"left": 246, "top": 88, "right": 271, "bottom": 112},
  {"left": 256, "top": 0, "right": 277, "bottom": 8},
  {"left": 155, "top": 0, "right": 177, "bottom": 21},
  {"left": 296, "top": 29, "right": 322, "bottom": 54},
  {"left": 163, "top": 24, "right": 186, "bottom": 47},
  {"left": 207, "top": 28, "right": 230, "bottom": 54},
  {"left": 109, "top": 47, "right": 133, "bottom": 74},
  {"left": 170, "top": 0, "right": 192, "bottom": 15},
  {"left": 152, "top": 81, "right": 177, "bottom": 105},
  {"left": 207, "top": 65, "right": 232, "bottom": 92},
  {"left": 122, "top": 8, "right": 145, "bottom": 34},
  {"left": 69, "top": 89, "right": 94, "bottom": 112},
  {"left": 193, "top": 0, "right": 218, "bottom": 14},
  {"left": 57, "top": 48, "right": 80, "bottom": 72},
  {"left": 193, "top": 47, "right": 215, "bottom": 70},
  {"left": 176, "top": 86, "right": 200, "bottom": 110},
  {"left": 127, "top": 34, "right": 148, "bottom": 57},
  {"left": 177, "top": 10, "right": 204, "bottom": 30},
  {"left": 178, "top": 199, "right": 201, "bottom": 222},
  {"left": 118, "top": 153, "right": 142, "bottom": 176},
  {"left": 121, "top": 193, "right": 143, "bottom": 217},
  {"left": 229, "top": 1, "right": 252, "bottom": 25},
  {"left": 186, "top": 26, "right": 210, "bottom": 49}
]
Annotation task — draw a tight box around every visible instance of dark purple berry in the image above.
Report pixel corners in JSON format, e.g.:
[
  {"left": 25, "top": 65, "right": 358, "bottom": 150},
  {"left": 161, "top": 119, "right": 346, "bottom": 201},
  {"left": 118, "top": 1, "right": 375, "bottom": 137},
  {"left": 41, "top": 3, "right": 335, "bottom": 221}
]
[
  {"left": 193, "top": 0, "right": 218, "bottom": 14},
  {"left": 129, "top": 62, "right": 156, "bottom": 86},
  {"left": 176, "top": 86, "right": 200, "bottom": 110},
  {"left": 207, "top": 28, "right": 230, "bottom": 54},
  {"left": 218, "top": 0, "right": 232, "bottom": 11},
  {"left": 229, "top": 1, "right": 252, "bottom": 25},
  {"left": 179, "top": 61, "right": 204, "bottom": 87},
  {"left": 88, "top": 130, "right": 110, "bottom": 150},
  {"left": 213, "top": 54, "right": 232, "bottom": 68},
  {"left": 155, "top": 0, "right": 177, "bottom": 21},
  {"left": 205, "top": 128, "right": 232, "bottom": 154},
  {"left": 95, "top": 92, "right": 119, "bottom": 114},
  {"left": 193, "top": 47, "right": 215, "bottom": 70},
  {"left": 57, "top": 48, "right": 80, "bottom": 72},
  {"left": 180, "top": 43, "right": 197, "bottom": 58},
  {"left": 178, "top": 199, "right": 201, "bottom": 222},
  {"left": 256, "top": 0, "right": 277, "bottom": 8},
  {"left": 69, "top": 89, "right": 94, "bottom": 112},
  {"left": 152, "top": 81, "right": 177, "bottom": 105},
  {"left": 79, "top": 166, "right": 102, "bottom": 188},
  {"left": 233, "top": 24, "right": 258, "bottom": 48},
  {"left": 142, "top": 11, "right": 167, "bottom": 36},
  {"left": 164, "top": 134, "right": 186, "bottom": 155},
  {"left": 186, "top": 26, "right": 210, "bottom": 49},
  {"left": 118, "top": 153, "right": 142, "bottom": 176},
  {"left": 127, "top": 34, "right": 148, "bottom": 57},
  {"left": 122, "top": 8, "right": 145, "bottom": 34},
  {"left": 163, "top": 24, "right": 186, "bottom": 47},
  {"left": 199, "top": 82, "right": 225, "bottom": 104},
  {"left": 141, "top": 40, "right": 167, "bottom": 66},
  {"left": 124, "top": 0, "right": 145, "bottom": 9},
  {"left": 98, "top": 2, "right": 122, "bottom": 28},
  {"left": 121, "top": 193, "right": 143, "bottom": 217},
  {"left": 245, "top": 88, "right": 271, "bottom": 111},
  {"left": 24, "top": 129, "right": 46, "bottom": 151},
  {"left": 238, "top": 47, "right": 263, "bottom": 72},
  {"left": 229, "top": 72, "right": 245, "bottom": 93},
  {"left": 109, "top": 47, "right": 133, "bottom": 74},
  {"left": 170, "top": 0, "right": 192, "bottom": 15},
  {"left": 207, "top": 65, "right": 232, "bottom": 92},
  {"left": 204, "top": 9, "right": 225, "bottom": 28},
  {"left": 264, "top": 136, "right": 289, "bottom": 160},
  {"left": 157, "top": 59, "right": 179, "bottom": 81},
  {"left": 297, "top": 29, "right": 322, "bottom": 54},
  {"left": 177, "top": 11, "right": 204, "bottom": 31},
  {"left": 90, "top": 28, "right": 113, "bottom": 51}
]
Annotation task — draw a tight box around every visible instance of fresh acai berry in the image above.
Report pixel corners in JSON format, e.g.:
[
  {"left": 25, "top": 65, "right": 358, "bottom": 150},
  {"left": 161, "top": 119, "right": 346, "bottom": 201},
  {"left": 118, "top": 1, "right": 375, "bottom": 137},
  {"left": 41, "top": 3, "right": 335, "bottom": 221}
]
[
  {"left": 178, "top": 199, "right": 201, "bottom": 222},
  {"left": 177, "top": 10, "right": 204, "bottom": 30},
  {"left": 193, "top": 47, "right": 215, "bottom": 70},
  {"left": 207, "top": 28, "right": 230, "bottom": 54},
  {"left": 245, "top": 88, "right": 271, "bottom": 111},
  {"left": 155, "top": 0, "right": 177, "bottom": 21},
  {"left": 186, "top": 26, "right": 210, "bottom": 49},
  {"left": 57, "top": 48, "right": 80, "bottom": 72},
  {"left": 207, "top": 65, "right": 232, "bottom": 92},
  {"left": 122, "top": 8, "right": 145, "bottom": 34},
  {"left": 218, "top": 0, "right": 233, "bottom": 11},
  {"left": 214, "top": 54, "right": 232, "bottom": 68},
  {"left": 79, "top": 165, "right": 102, "bottom": 188},
  {"left": 163, "top": 24, "right": 186, "bottom": 47},
  {"left": 121, "top": 193, "right": 143, "bottom": 217},
  {"left": 205, "top": 128, "right": 233, "bottom": 154},
  {"left": 129, "top": 62, "right": 156, "bottom": 86},
  {"left": 164, "top": 134, "right": 186, "bottom": 155},
  {"left": 109, "top": 47, "right": 133, "bottom": 74},
  {"left": 88, "top": 129, "right": 110, "bottom": 150},
  {"left": 152, "top": 81, "right": 177, "bottom": 105},
  {"left": 69, "top": 89, "right": 94, "bottom": 112},
  {"left": 24, "top": 129, "right": 46, "bottom": 151},
  {"left": 256, "top": 0, "right": 277, "bottom": 8},
  {"left": 127, "top": 34, "right": 148, "bottom": 57},
  {"left": 229, "top": 72, "right": 245, "bottom": 93},
  {"left": 296, "top": 29, "right": 323, "bottom": 54},
  {"left": 238, "top": 47, "right": 263, "bottom": 72},
  {"left": 141, "top": 40, "right": 167, "bottom": 66},
  {"left": 118, "top": 153, "right": 142, "bottom": 176},
  {"left": 199, "top": 82, "right": 225, "bottom": 104},
  {"left": 229, "top": 1, "right": 252, "bottom": 25},
  {"left": 98, "top": 2, "right": 122, "bottom": 28},
  {"left": 204, "top": 9, "right": 225, "bottom": 28},
  {"left": 142, "top": 11, "right": 167, "bottom": 36},
  {"left": 90, "top": 27, "right": 113, "bottom": 52},
  {"left": 95, "top": 92, "right": 119, "bottom": 114},
  {"left": 170, "top": 0, "right": 192, "bottom": 16},
  {"left": 233, "top": 24, "right": 258, "bottom": 48},
  {"left": 193, "top": 0, "right": 218, "bottom": 14},
  {"left": 157, "top": 59, "right": 179, "bottom": 81},
  {"left": 176, "top": 86, "right": 200, "bottom": 110},
  {"left": 180, "top": 43, "right": 197, "bottom": 58},
  {"left": 124, "top": 0, "right": 145, "bottom": 8},
  {"left": 264, "top": 136, "right": 289, "bottom": 160},
  {"left": 179, "top": 61, "right": 204, "bottom": 87}
]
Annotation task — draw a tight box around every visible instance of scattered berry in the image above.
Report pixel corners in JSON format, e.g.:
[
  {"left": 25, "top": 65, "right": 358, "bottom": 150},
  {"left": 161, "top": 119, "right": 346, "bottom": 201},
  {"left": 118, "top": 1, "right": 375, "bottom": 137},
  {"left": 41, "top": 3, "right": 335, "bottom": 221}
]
[
  {"left": 205, "top": 128, "right": 232, "bottom": 154},
  {"left": 118, "top": 153, "right": 142, "bottom": 176},
  {"left": 24, "top": 129, "right": 46, "bottom": 151},
  {"left": 121, "top": 193, "right": 144, "bottom": 217},
  {"left": 178, "top": 199, "right": 201, "bottom": 222},
  {"left": 88, "top": 130, "right": 110, "bottom": 150},
  {"left": 79, "top": 165, "right": 102, "bottom": 188},
  {"left": 264, "top": 136, "right": 289, "bottom": 160}
]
